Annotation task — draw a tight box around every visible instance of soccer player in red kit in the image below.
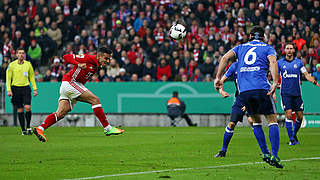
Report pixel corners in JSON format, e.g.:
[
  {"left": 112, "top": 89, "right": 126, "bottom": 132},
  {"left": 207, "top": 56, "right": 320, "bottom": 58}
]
[{"left": 33, "top": 47, "right": 124, "bottom": 142}]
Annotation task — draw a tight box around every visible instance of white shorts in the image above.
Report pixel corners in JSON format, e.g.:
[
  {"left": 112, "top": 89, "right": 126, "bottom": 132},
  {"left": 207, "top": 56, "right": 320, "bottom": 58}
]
[{"left": 59, "top": 81, "right": 88, "bottom": 109}]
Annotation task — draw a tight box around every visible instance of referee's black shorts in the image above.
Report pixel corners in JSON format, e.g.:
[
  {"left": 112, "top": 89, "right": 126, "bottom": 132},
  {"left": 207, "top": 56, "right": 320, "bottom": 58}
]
[{"left": 11, "top": 86, "right": 31, "bottom": 108}]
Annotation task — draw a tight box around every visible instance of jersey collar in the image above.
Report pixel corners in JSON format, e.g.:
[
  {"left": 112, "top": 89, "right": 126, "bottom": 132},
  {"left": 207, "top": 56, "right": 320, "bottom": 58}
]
[{"left": 284, "top": 57, "right": 294, "bottom": 62}]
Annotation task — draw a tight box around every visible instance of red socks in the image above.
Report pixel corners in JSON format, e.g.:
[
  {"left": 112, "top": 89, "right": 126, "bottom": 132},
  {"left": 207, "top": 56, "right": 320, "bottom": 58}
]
[
  {"left": 39, "top": 104, "right": 109, "bottom": 130},
  {"left": 92, "top": 104, "right": 109, "bottom": 128},
  {"left": 40, "top": 113, "right": 58, "bottom": 130}
]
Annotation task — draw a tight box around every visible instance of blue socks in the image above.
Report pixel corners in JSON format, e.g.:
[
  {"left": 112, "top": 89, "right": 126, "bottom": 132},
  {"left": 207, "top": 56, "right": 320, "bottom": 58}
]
[
  {"left": 269, "top": 123, "right": 280, "bottom": 159},
  {"left": 221, "top": 126, "right": 234, "bottom": 152},
  {"left": 293, "top": 120, "right": 302, "bottom": 137},
  {"left": 252, "top": 122, "right": 280, "bottom": 159},
  {"left": 252, "top": 123, "right": 269, "bottom": 154},
  {"left": 285, "top": 118, "right": 294, "bottom": 141}
]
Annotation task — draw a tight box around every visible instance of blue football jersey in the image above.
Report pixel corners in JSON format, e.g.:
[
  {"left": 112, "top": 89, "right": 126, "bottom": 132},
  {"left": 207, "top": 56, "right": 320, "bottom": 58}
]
[
  {"left": 277, "top": 58, "right": 306, "bottom": 96},
  {"left": 224, "top": 62, "right": 239, "bottom": 96},
  {"left": 224, "top": 62, "right": 237, "bottom": 80},
  {"left": 232, "top": 40, "right": 276, "bottom": 93}
]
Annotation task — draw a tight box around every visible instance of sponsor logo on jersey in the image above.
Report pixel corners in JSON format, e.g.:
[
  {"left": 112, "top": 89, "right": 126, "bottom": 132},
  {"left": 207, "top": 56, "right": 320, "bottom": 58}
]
[
  {"left": 240, "top": 66, "right": 260, "bottom": 72},
  {"left": 283, "top": 70, "right": 298, "bottom": 78},
  {"left": 294, "top": 64, "right": 297, "bottom": 68},
  {"left": 243, "top": 43, "right": 268, "bottom": 47}
]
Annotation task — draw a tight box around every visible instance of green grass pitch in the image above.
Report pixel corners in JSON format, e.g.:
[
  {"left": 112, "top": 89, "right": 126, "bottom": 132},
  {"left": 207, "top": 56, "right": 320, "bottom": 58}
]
[{"left": 0, "top": 126, "right": 320, "bottom": 180}]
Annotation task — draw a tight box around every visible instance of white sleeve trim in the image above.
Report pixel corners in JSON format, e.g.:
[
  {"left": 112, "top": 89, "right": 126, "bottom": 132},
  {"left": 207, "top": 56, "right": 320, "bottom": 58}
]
[
  {"left": 92, "top": 104, "right": 102, "bottom": 109},
  {"left": 300, "top": 66, "right": 307, "bottom": 73},
  {"left": 230, "top": 49, "right": 237, "bottom": 59},
  {"left": 267, "top": 54, "right": 277, "bottom": 58}
]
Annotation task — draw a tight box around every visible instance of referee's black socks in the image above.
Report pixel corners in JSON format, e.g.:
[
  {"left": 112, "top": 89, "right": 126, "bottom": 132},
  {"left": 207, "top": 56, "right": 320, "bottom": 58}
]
[
  {"left": 18, "top": 112, "right": 26, "bottom": 131},
  {"left": 25, "top": 111, "right": 32, "bottom": 129}
]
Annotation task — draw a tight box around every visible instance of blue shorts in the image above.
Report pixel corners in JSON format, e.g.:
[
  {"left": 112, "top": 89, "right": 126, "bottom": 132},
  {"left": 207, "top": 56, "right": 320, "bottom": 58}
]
[
  {"left": 230, "top": 96, "right": 245, "bottom": 123},
  {"left": 239, "top": 89, "right": 276, "bottom": 115},
  {"left": 281, "top": 95, "right": 304, "bottom": 111}
]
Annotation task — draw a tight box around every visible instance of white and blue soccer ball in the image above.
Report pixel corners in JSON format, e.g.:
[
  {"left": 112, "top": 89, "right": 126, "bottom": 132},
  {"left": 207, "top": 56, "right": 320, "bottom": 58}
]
[{"left": 169, "top": 24, "right": 186, "bottom": 40}]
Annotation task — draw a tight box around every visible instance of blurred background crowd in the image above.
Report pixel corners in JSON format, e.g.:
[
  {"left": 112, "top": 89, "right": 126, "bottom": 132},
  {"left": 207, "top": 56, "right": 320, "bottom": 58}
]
[{"left": 0, "top": 0, "right": 320, "bottom": 83}]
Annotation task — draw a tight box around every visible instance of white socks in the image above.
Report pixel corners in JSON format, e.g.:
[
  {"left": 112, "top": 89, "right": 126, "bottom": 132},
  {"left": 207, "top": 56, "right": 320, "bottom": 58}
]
[
  {"left": 104, "top": 125, "right": 112, "bottom": 132},
  {"left": 38, "top": 126, "right": 44, "bottom": 131}
]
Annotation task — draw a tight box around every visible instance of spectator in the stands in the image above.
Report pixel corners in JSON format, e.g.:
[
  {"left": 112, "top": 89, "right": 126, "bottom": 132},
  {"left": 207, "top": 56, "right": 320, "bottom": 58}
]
[
  {"left": 47, "top": 21, "right": 62, "bottom": 48},
  {"left": 0, "top": 60, "right": 8, "bottom": 82},
  {"left": 293, "top": 33, "right": 306, "bottom": 51},
  {"left": 117, "top": 68, "right": 130, "bottom": 82},
  {"left": 190, "top": 68, "right": 204, "bottom": 82},
  {"left": 143, "top": 74, "right": 152, "bottom": 82},
  {"left": 313, "top": 64, "right": 320, "bottom": 81},
  {"left": 98, "top": 69, "right": 107, "bottom": 82},
  {"left": 134, "top": 11, "right": 148, "bottom": 32},
  {"left": 157, "top": 58, "right": 171, "bottom": 81},
  {"left": 106, "top": 59, "right": 120, "bottom": 80},
  {"left": 142, "top": 60, "right": 156, "bottom": 80},
  {"left": 27, "top": 39, "right": 42, "bottom": 70},
  {"left": 43, "top": 69, "right": 52, "bottom": 82},
  {"left": 132, "top": 58, "right": 143, "bottom": 78},
  {"left": 50, "top": 57, "right": 64, "bottom": 78},
  {"left": 131, "top": 73, "right": 139, "bottom": 82},
  {"left": 186, "top": 59, "right": 197, "bottom": 79},
  {"left": 171, "top": 58, "right": 182, "bottom": 79},
  {"left": 200, "top": 57, "right": 215, "bottom": 78}
]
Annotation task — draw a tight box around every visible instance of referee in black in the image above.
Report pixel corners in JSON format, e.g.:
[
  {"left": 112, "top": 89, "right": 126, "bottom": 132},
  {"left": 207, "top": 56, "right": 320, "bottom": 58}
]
[{"left": 6, "top": 47, "right": 38, "bottom": 135}]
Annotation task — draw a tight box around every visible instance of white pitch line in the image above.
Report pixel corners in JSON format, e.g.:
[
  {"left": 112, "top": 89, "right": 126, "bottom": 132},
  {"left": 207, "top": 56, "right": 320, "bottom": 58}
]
[{"left": 62, "top": 157, "right": 320, "bottom": 180}]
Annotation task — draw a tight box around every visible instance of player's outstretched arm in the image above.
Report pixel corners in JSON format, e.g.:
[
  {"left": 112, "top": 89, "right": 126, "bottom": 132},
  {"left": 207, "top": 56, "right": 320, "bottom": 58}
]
[
  {"left": 214, "top": 50, "right": 235, "bottom": 91},
  {"left": 303, "top": 71, "right": 319, "bottom": 87},
  {"left": 216, "top": 50, "right": 235, "bottom": 79},
  {"left": 267, "top": 55, "right": 278, "bottom": 95}
]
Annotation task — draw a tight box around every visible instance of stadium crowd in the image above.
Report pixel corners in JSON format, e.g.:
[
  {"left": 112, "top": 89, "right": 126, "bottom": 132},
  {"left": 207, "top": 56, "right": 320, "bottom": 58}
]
[{"left": 0, "top": 0, "right": 320, "bottom": 83}]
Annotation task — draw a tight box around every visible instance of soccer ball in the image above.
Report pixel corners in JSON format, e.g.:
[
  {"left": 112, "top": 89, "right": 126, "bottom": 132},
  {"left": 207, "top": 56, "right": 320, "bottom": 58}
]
[{"left": 169, "top": 24, "right": 186, "bottom": 40}]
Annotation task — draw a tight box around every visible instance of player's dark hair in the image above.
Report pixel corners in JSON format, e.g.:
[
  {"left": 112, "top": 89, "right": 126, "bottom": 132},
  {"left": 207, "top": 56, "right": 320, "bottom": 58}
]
[
  {"left": 249, "top": 26, "right": 264, "bottom": 41},
  {"left": 97, "top": 47, "right": 113, "bottom": 55},
  {"left": 16, "top": 47, "right": 25, "bottom": 52},
  {"left": 173, "top": 91, "right": 178, "bottom": 97},
  {"left": 284, "top": 42, "right": 296, "bottom": 49}
]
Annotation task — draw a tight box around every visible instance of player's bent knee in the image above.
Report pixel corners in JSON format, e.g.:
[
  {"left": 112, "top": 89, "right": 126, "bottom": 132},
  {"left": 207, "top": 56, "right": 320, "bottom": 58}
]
[
  {"left": 247, "top": 117, "right": 253, "bottom": 125},
  {"left": 251, "top": 115, "right": 262, "bottom": 123},
  {"left": 266, "top": 114, "right": 278, "bottom": 124},
  {"left": 56, "top": 111, "right": 68, "bottom": 120},
  {"left": 286, "top": 115, "right": 293, "bottom": 120}
]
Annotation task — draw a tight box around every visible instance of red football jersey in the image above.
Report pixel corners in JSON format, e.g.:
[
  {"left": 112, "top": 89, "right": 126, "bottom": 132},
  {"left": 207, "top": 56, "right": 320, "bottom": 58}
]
[{"left": 62, "top": 54, "right": 99, "bottom": 84}]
